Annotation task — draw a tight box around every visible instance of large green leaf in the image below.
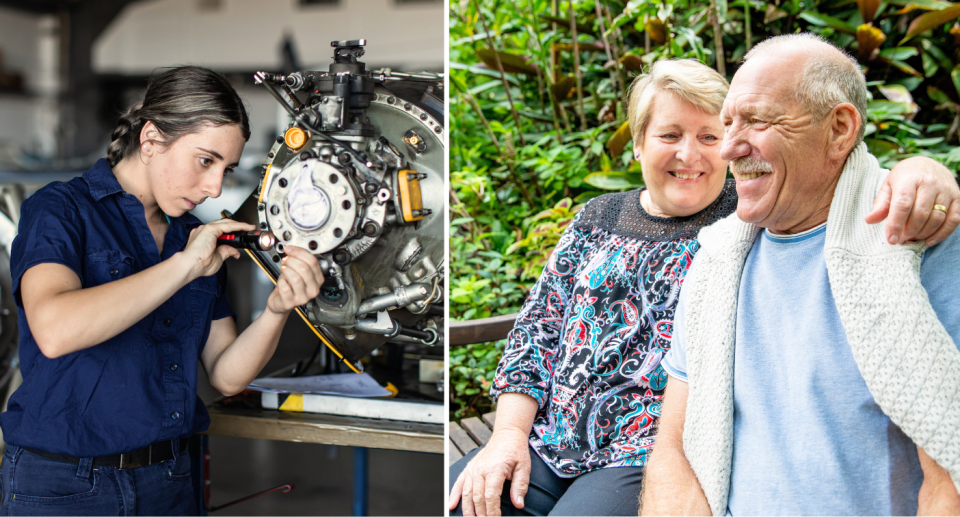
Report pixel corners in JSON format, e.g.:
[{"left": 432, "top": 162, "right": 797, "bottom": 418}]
[
  {"left": 865, "top": 138, "right": 901, "bottom": 156},
  {"left": 901, "top": 3, "right": 960, "bottom": 42},
  {"left": 477, "top": 48, "right": 540, "bottom": 76},
  {"left": 607, "top": 121, "right": 634, "bottom": 157},
  {"left": 952, "top": 64, "right": 960, "bottom": 97},
  {"left": 868, "top": 100, "right": 917, "bottom": 116},
  {"left": 798, "top": 12, "right": 858, "bottom": 33},
  {"left": 921, "top": 51, "right": 939, "bottom": 77},
  {"left": 450, "top": 61, "right": 521, "bottom": 85},
  {"left": 717, "top": 0, "right": 729, "bottom": 22},
  {"left": 884, "top": 60, "right": 923, "bottom": 76},
  {"left": 927, "top": 85, "right": 953, "bottom": 105},
  {"left": 539, "top": 14, "right": 595, "bottom": 35},
  {"left": 583, "top": 171, "right": 645, "bottom": 190},
  {"left": 878, "top": 84, "right": 916, "bottom": 104},
  {"left": 878, "top": 46, "right": 919, "bottom": 60},
  {"left": 887, "top": 0, "right": 953, "bottom": 11}
]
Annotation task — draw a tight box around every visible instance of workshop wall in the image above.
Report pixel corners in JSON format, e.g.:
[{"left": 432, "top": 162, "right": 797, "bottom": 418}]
[
  {"left": 0, "top": 8, "right": 58, "bottom": 159},
  {"left": 93, "top": 0, "right": 444, "bottom": 74}
]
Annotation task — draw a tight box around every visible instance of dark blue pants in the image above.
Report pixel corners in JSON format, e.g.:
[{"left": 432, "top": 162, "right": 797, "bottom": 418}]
[
  {"left": 449, "top": 446, "right": 643, "bottom": 516},
  {"left": 0, "top": 444, "right": 196, "bottom": 516}
]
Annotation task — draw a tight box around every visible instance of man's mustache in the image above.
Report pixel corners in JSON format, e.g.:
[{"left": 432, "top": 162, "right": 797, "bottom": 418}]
[{"left": 731, "top": 156, "right": 774, "bottom": 175}]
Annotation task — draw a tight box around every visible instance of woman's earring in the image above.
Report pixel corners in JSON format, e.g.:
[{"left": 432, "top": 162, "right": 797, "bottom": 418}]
[{"left": 142, "top": 143, "right": 151, "bottom": 154}]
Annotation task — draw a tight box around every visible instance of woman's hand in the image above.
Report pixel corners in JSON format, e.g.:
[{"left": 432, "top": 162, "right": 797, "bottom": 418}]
[
  {"left": 866, "top": 156, "right": 960, "bottom": 246},
  {"left": 265, "top": 246, "right": 324, "bottom": 315},
  {"left": 181, "top": 218, "right": 257, "bottom": 278},
  {"left": 448, "top": 429, "right": 532, "bottom": 517}
]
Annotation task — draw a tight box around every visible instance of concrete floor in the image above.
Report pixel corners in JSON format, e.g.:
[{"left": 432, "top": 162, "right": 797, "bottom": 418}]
[{"left": 205, "top": 437, "right": 442, "bottom": 516}]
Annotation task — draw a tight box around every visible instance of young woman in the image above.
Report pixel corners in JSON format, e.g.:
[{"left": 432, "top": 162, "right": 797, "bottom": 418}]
[
  {"left": 0, "top": 66, "right": 323, "bottom": 515},
  {"left": 448, "top": 58, "right": 960, "bottom": 517}
]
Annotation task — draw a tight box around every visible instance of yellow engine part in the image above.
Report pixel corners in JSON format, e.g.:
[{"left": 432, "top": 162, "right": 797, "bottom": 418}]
[
  {"left": 284, "top": 127, "right": 308, "bottom": 150},
  {"left": 397, "top": 170, "right": 424, "bottom": 222}
]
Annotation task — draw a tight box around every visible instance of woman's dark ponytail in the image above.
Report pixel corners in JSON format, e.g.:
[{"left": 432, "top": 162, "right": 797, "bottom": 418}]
[
  {"left": 106, "top": 102, "right": 144, "bottom": 167},
  {"left": 106, "top": 66, "right": 250, "bottom": 167}
]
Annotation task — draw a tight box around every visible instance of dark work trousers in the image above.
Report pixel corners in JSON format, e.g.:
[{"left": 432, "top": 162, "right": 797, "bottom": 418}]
[
  {"left": 449, "top": 445, "right": 644, "bottom": 516},
  {"left": 0, "top": 444, "right": 196, "bottom": 516}
]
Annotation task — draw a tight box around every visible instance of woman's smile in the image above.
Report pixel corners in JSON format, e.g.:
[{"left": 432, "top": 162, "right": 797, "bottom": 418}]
[
  {"left": 668, "top": 169, "right": 707, "bottom": 181},
  {"left": 636, "top": 91, "right": 728, "bottom": 217}
]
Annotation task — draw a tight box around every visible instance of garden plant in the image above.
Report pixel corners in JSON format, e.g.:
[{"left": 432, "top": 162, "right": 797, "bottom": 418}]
[{"left": 449, "top": 0, "right": 960, "bottom": 420}]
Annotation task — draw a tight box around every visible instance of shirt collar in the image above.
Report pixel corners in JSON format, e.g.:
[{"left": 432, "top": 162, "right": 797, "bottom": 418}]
[{"left": 82, "top": 159, "right": 125, "bottom": 201}]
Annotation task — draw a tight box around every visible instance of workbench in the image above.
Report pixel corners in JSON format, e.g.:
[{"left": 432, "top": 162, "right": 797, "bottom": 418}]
[
  {"left": 204, "top": 404, "right": 443, "bottom": 453},
  {"left": 194, "top": 378, "right": 443, "bottom": 515}
]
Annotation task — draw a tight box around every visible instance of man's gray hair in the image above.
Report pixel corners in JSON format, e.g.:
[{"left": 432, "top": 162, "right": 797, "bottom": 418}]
[{"left": 743, "top": 33, "right": 868, "bottom": 147}]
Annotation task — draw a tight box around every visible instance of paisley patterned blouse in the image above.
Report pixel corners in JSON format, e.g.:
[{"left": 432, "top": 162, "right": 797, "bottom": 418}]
[{"left": 491, "top": 179, "right": 738, "bottom": 477}]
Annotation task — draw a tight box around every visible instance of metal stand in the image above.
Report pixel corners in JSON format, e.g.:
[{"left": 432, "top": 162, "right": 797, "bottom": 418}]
[
  {"left": 190, "top": 435, "right": 209, "bottom": 516},
  {"left": 353, "top": 447, "right": 368, "bottom": 516}
]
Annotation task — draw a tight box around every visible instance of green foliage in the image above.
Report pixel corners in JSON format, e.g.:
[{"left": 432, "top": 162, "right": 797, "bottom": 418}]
[{"left": 449, "top": 0, "right": 960, "bottom": 421}]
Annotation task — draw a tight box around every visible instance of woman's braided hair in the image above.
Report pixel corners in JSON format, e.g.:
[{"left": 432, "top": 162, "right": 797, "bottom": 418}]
[{"left": 106, "top": 66, "right": 251, "bottom": 167}]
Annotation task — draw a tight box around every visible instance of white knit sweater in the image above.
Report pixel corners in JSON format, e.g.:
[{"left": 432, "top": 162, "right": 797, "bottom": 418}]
[{"left": 681, "top": 143, "right": 960, "bottom": 515}]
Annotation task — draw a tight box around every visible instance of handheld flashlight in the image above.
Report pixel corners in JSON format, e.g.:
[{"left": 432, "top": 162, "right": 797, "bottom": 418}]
[{"left": 217, "top": 230, "right": 276, "bottom": 251}]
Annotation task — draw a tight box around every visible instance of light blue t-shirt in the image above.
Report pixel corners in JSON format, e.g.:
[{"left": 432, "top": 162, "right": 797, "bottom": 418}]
[{"left": 662, "top": 223, "right": 960, "bottom": 516}]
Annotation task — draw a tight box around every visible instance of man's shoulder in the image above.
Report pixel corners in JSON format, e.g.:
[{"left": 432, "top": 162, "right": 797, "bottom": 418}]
[{"left": 695, "top": 212, "right": 757, "bottom": 250}]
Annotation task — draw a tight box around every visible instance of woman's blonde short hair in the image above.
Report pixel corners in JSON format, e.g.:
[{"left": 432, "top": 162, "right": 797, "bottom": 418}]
[{"left": 628, "top": 59, "right": 729, "bottom": 149}]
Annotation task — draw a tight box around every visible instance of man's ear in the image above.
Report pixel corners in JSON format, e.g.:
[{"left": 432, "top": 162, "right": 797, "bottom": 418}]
[{"left": 827, "top": 103, "right": 860, "bottom": 160}]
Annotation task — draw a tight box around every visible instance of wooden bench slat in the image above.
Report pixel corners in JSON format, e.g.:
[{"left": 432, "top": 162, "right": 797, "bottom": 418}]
[
  {"left": 448, "top": 439, "right": 464, "bottom": 466},
  {"left": 449, "top": 314, "right": 519, "bottom": 346},
  {"left": 481, "top": 412, "right": 496, "bottom": 429},
  {"left": 461, "top": 416, "right": 493, "bottom": 446},
  {"left": 450, "top": 421, "right": 480, "bottom": 455}
]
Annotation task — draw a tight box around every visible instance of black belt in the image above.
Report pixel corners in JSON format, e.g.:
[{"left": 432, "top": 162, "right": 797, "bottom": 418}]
[{"left": 24, "top": 439, "right": 188, "bottom": 470}]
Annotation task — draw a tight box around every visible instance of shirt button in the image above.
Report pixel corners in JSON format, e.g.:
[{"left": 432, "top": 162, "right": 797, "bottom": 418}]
[
  {"left": 163, "top": 318, "right": 172, "bottom": 327},
  {"left": 110, "top": 268, "right": 119, "bottom": 276},
  {"left": 171, "top": 411, "right": 181, "bottom": 420},
  {"left": 169, "top": 363, "right": 179, "bottom": 371}
]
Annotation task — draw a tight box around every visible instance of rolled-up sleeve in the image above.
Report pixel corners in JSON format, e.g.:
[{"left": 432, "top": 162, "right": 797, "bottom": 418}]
[
  {"left": 490, "top": 212, "right": 590, "bottom": 408},
  {"left": 10, "top": 186, "right": 84, "bottom": 300}
]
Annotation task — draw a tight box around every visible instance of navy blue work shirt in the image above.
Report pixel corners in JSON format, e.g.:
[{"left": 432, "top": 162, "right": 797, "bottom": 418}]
[{"left": 0, "top": 159, "right": 235, "bottom": 457}]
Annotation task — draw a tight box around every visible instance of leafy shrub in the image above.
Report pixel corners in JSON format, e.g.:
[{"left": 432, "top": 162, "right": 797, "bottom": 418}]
[{"left": 449, "top": 0, "right": 960, "bottom": 421}]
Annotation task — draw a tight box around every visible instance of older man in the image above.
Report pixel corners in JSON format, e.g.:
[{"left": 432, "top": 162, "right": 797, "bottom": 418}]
[{"left": 641, "top": 34, "right": 960, "bottom": 515}]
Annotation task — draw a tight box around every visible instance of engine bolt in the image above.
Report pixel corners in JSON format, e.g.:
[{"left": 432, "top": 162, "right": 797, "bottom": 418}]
[
  {"left": 333, "top": 249, "right": 351, "bottom": 265},
  {"left": 363, "top": 222, "right": 380, "bottom": 237}
]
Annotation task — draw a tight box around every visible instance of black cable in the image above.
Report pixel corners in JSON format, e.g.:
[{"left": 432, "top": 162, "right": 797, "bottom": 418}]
[{"left": 293, "top": 338, "right": 324, "bottom": 378}]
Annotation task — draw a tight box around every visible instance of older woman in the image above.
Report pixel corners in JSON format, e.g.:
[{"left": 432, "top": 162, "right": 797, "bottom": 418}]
[{"left": 448, "top": 59, "right": 958, "bottom": 517}]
